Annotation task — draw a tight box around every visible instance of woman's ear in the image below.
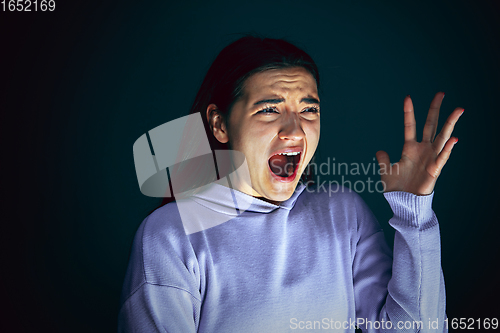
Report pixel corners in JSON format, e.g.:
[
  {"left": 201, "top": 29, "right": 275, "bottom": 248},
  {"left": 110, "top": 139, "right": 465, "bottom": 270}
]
[{"left": 206, "top": 104, "right": 229, "bottom": 144}]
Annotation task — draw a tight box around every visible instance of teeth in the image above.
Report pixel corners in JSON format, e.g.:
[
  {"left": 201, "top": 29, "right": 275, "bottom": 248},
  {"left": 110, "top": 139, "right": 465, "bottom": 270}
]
[{"left": 278, "top": 152, "right": 300, "bottom": 156}]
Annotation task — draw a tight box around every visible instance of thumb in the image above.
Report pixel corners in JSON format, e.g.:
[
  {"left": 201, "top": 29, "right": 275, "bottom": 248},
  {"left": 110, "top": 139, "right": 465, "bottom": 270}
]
[{"left": 376, "top": 150, "right": 391, "bottom": 172}]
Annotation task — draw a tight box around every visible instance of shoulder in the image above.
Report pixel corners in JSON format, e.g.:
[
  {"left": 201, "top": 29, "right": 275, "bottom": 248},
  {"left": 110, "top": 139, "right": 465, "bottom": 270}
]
[
  {"left": 130, "top": 201, "right": 200, "bottom": 284},
  {"left": 142, "top": 201, "right": 185, "bottom": 241},
  {"left": 120, "top": 201, "right": 201, "bottom": 307},
  {"left": 140, "top": 201, "right": 200, "bottom": 261}
]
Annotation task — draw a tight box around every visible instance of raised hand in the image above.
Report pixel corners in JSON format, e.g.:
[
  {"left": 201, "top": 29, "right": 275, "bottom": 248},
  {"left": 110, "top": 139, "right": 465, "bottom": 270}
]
[{"left": 376, "top": 92, "right": 464, "bottom": 195}]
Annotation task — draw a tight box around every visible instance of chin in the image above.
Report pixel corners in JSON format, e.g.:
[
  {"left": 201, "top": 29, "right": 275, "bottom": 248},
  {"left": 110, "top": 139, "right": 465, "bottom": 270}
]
[{"left": 264, "top": 181, "right": 298, "bottom": 202}]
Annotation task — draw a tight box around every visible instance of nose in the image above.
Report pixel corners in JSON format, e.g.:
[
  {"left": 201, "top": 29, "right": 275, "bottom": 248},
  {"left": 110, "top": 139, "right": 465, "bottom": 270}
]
[{"left": 278, "top": 113, "right": 305, "bottom": 141}]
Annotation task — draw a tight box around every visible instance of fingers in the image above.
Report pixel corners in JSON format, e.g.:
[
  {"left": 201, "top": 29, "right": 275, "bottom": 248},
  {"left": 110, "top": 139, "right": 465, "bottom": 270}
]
[
  {"left": 404, "top": 95, "right": 417, "bottom": 142},
  {"left": 422, "top": 92, "right": 446, "bottom": 142},
  {"left": 435, "top": 136, "right": 458, "bottom": 172},
  {"left": 376, "top": 150, "right": 391, "bottom": 171},
  {"left": 433, "top": 107, "right": 464, "bottom": 153}
]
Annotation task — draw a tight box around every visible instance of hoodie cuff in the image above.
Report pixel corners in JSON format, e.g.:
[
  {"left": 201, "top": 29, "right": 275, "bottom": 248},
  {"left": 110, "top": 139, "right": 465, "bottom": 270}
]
[{"left": 383, "top": 191, "right": 438, "bottom": 230}]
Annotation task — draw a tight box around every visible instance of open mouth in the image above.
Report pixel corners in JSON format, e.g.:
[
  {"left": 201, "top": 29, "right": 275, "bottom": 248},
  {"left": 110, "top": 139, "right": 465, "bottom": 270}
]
[{"left": 268, "top": 152, "right": 301, "bottom": 179}]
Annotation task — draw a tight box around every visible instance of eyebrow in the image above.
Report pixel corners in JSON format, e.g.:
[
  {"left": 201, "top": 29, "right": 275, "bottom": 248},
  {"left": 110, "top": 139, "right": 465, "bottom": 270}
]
[
  {"left": 253, "top": 97, "right": 320, "bottom": 106},
  {"left": 301, "top": 97, "right": 320, "bottom": 104}
]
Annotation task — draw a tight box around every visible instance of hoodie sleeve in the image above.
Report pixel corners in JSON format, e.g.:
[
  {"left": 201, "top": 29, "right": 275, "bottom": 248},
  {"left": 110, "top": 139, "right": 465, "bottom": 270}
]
[{"left": 352, "top": 191, "right": 447, "bottom": 332}]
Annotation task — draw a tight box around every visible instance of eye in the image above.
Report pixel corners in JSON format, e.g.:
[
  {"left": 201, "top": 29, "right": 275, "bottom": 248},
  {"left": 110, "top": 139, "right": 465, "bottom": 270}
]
[
  {"left": 302, "top": 107, "right": 319, "bottom": 114},
  {"left": 256, "top": 107, "right": 279, "bottom": 114}
]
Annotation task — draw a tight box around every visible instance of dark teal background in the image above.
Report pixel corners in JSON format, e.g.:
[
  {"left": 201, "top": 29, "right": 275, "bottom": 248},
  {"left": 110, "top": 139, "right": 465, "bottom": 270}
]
[{"left": 2, "top": 0, "right": 499, "bottom": 331}]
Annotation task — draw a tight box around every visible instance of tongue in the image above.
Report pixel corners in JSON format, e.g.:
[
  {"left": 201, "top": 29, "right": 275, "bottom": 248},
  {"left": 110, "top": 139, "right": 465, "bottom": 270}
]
[{"left": 269, "top": 155, "right": 294, "bottom": 177}]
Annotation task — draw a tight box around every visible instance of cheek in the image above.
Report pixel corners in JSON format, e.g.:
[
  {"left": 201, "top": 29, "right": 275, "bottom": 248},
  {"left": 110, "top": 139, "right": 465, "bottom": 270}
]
[
  {"left": 306, "top": 123, "right": 320, "bottom": 148},
  {"left": 228, "top": 124, "right": 261, "bottom": 159},
  {"left": 245, "top": 124, "right": 278, "bottom": 148},
  {"left": 227, "top": 121, "right": 246, "bottom": 150},
  {"left": 302, "top": 125, "right": 320, "bottom": 164}
]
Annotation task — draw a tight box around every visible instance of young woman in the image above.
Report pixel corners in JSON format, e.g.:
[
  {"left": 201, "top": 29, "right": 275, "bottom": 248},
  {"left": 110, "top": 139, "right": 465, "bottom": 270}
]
[{"left": 119, "top": 36, "right": 463, "bottom": 332}]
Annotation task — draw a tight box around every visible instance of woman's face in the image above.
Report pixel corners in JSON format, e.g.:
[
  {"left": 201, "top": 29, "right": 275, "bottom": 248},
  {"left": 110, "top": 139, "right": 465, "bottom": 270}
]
[{"left": 225, "top": 67, "right": 320, "bottom": 203}]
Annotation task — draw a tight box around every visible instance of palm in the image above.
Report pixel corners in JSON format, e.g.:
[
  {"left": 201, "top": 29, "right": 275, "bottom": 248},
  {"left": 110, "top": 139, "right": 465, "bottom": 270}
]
[{"left": 376, "top": 92, "right": 463, "bottom": 195}]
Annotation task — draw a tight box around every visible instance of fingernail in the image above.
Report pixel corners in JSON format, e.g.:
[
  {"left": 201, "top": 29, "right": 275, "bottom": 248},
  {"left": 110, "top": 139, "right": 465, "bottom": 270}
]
[
  {"left": 406, "top": 94, "right": 411, "bottom": 98},
  {"left": 454, "top": 138, "right": 459, "bottom": 144},
  {"left": 443, "top": 92, "right": 445, "bottom": 98}
]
